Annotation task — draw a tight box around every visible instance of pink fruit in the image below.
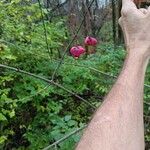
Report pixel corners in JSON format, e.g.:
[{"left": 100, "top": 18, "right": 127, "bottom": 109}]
[
  {"left": 78, "top": 46, "right": 85, "bottom": 53},
  {"left": 70, "top": 46, "right": 85, "bottom": 58},
  {"left": 84, "top": 36, "right": 98, "bottom": 46}
]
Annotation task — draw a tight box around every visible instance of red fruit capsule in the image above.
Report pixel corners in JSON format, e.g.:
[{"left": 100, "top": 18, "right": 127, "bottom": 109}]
[
  {"left": 77, "top": 46, "right": 85, "bottom": 54},
  {"left": 84, "top": 36, "right": 98, "bottom": 46},
  {"left": 70, "top": 46, "right": 85, "bottom": 58}
]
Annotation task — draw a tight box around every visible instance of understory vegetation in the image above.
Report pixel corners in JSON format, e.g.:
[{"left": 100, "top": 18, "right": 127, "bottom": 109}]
[{"left": 0, "top": 0, "right": 150, "bottom": 150}]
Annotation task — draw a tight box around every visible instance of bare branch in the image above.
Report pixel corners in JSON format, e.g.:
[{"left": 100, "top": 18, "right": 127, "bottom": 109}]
[
  {"left": 37, "top": 0, "right": 52, "bottom": 57},
  {"left": 0, "top": 64, "right": 96, "bottom": 109},
  {"left": 43, "top": 125, "right": 87, "bottom": 150},
  {"left": 43, "top": 114, "right": 150, "bottom": 150}
]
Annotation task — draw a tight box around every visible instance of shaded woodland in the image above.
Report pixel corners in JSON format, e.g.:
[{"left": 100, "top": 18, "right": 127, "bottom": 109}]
[{"left": 0, "top": 0, "right": 150, "bottom": 150}]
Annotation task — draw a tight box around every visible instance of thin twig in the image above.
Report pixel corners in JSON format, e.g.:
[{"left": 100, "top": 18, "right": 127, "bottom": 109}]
[
  {"left": 51, "top": 0, "right": 95, "bottom": 81},
  {"left": 144, "top": 101, "right": 150, "bottom": 106},
  {"left": 51, "top": 20, "right": 84, "bottom": 80},
  {"left": 0, "top": 40, "right": 149, "bottom": 105},
  {"left": 43, "top": 125, "right": 87, "bottom": 150},
  {"left": 144, "top": 115, "right": 150, "bottom": 121},
  {"left": 43, "top": 113, "right": 150, "bottom": 150},
  {"left": 17, "top": 85, "right": 50, "bottom": 103},
  {"left": 54, "top": 144, "right": 57, "bottom": 150},
  {"left": 3, "top": 59, "right": 149, "bottom": 106},
  {"left": 9, "top": 49, "right": 148, "bottom": 88},
  {"left": 1, "top": 65, "right": 150, "bottom": 150},
  {"left": 1, "top": 63, "right": 149, "bottom": 111},
  {"left": 0, "top": 64, "right": 96, "bottom": 109},
  {"left": 2, "top": 38, "right": 149, "bottom": 89},
  {"left": 37, "top": 0, "right": 52, "bottom": 58},
  {"left": 48, "top": 0, "right": 69, "bottom": 14}
]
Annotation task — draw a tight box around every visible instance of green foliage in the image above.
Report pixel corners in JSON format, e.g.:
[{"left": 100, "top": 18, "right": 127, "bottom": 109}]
[
  {"left": 0, "top": 0, "right": 150, "bottom": 150},
  {"left": 100, "top": 21, "right": 113, "bottom": 42}
]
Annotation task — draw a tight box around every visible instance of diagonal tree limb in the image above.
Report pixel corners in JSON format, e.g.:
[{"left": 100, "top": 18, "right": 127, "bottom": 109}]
[
  {"left": 0, "top": 64, "right": 96, "bottom": 109},
  {"left": 43, "top": 125, "right": 87, "bottom": 150}
]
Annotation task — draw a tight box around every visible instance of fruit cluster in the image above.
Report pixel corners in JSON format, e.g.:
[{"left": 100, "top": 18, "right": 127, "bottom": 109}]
[{"left": 70, "top": 36, "right": 98, "bottom": 59}]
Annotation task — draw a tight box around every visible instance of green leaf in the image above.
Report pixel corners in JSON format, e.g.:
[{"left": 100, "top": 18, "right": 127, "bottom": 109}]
[
  {"left": 0, "top": 113, "right": 7, "bottom": 121},
  {"left": 64, "top": 115, "right": 71, "bottom": 122},
  {"left": 67, "top": 120, "right": 77, "bottom": 127},
  {"left": 9, "top": 110, "right": 15, "bottom": 118},
  {"left": 0, "top": 136, "right": 7, "bottom": 144}
]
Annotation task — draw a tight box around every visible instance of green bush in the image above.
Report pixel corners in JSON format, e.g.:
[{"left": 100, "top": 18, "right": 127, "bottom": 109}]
[{"left": 0, "top": 0, "right": 150, "bottom": 150}]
